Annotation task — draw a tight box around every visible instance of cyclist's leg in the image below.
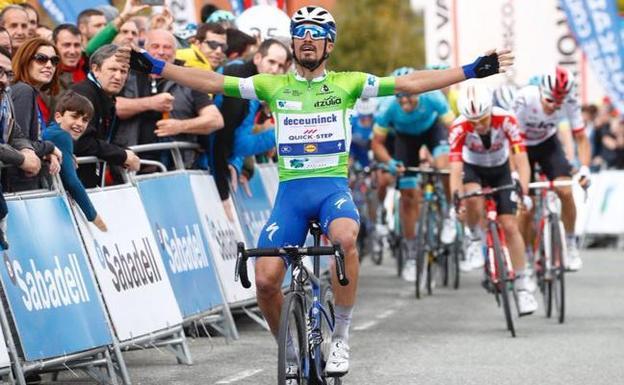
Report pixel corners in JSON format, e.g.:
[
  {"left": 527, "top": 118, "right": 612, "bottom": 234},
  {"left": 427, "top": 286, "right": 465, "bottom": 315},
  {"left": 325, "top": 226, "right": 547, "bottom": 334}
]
[
  {"left": 395, "top": 132, "right": 422, "bottom": 240},
  {"left": 255, "top": 182, "right": 314, "bottom": 338},
  {"left": 536, "top": 136, "right": 580, "bottom": 268},
  {"left": 462, "top": 163, "right": 486, "bottom": 270},
  {"left": 426, "top": 121, "right": 451, "bottom": 200},
  {"left": 518, "top": 147, "right": 539, "bottom": 255},
  {"left": 319, "top": 181, "right": 360, "bottom": 374}
]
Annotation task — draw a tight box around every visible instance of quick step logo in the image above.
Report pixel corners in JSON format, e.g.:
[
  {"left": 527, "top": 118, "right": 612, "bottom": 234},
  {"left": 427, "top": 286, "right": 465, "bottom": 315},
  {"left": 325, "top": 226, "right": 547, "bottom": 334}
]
[
  {"left": 3, "top": 252, "right": 90, "bottom": 311},
  {"left": 95, "top": 238, "right": 163, "bottom": 292},
  {"left": 156, "top": 224, "right": 209, "bottom": 273}
]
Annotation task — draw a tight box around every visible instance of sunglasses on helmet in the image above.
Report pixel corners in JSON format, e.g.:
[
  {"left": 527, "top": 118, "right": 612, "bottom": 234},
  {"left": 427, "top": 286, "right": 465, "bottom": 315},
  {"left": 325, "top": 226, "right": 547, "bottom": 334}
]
[{"left": 292, "top": 24, "right": 330, "bottom": 40}]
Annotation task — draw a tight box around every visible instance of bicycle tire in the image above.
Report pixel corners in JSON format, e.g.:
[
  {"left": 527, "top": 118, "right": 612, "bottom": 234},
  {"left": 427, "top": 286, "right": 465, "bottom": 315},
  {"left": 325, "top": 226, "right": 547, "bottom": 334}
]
[
  {"left": 370, "top": 236, "right": 384, "bottom": 266},
  {"left": 541, "top": 219, "right": 553, "bottom": 318},
  {"left": 415, "top": 202, "right": 429, "bottom": 299},
  {"left": 320, "top": 285, "right": 335, "bottom": 360},
  {"left": 278, "top": 293, "right": 308, "bottom": 385},
  {"left": 490, "top": 222, "right": 516, "bottom": 338},
  {"left": 451, "top": 231, "right": 462, "bottom": 289},
  {"left": 551, "top": 218, "right": 565, "bottom": 324},
  {"left": 396, "top": 236, "right": 405, "bottom": 278},
  {"left": 427, "top": 203, "right": 442, "bottom": 294}
]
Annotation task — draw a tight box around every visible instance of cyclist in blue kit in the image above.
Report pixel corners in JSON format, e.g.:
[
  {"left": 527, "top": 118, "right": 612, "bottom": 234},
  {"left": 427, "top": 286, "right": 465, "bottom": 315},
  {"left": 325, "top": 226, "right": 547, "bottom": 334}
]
[
  {"left": 349, "top": 98, "right": 376, "bottom": 168},
  {"left": 371, "top": 67, "right": 455, "bottom": 282}
]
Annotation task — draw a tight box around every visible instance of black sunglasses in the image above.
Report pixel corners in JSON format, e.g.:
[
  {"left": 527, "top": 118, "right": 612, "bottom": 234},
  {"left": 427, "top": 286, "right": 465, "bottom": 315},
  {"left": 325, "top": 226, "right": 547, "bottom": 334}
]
[
  {"left": 203, "top": 40, "right": 228, "bottom": 52},
  {"left": 32, "top": 53, "right": 60, "bottom": 66}
]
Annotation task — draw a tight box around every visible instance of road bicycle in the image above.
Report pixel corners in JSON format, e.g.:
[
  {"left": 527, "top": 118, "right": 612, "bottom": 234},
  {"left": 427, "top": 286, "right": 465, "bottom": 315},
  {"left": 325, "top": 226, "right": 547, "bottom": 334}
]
[
  {"left": 456, "top": 184, "right": 519, "bottom": 337},
  {"left": 236, "top": 222, "right": 349, "bottom": 385},
  {"left": 529, "top": 178, "right": 579, "bottom": 324}
]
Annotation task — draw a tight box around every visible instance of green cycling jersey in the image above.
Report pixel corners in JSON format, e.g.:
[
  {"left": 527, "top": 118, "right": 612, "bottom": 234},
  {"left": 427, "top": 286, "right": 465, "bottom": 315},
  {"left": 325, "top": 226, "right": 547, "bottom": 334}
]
[{"left": 223, "top": 71, "right": 395, "bottom": 182}]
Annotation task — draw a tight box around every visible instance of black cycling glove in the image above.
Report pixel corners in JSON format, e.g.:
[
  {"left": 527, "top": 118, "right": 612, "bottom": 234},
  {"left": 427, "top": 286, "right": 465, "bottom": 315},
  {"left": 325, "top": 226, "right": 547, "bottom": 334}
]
[{"left": 462, "top": 52, "right": 500, "bottom": 79}]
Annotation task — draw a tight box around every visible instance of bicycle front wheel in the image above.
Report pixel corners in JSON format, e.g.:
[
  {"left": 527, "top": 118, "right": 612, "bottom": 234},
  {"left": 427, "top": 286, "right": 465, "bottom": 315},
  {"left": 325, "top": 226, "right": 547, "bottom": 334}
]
[
  {"left": 551, "top": 218, "right": 566, "bottom": 324},
  {"left": 415, "top": 203, "right": 429, "bottom": 299},
  {"left": 278, "top": 293, "right": 308, "bottom": 385},
  {"left": 490, "top": 222, "right": 516, "bottom": 338}
]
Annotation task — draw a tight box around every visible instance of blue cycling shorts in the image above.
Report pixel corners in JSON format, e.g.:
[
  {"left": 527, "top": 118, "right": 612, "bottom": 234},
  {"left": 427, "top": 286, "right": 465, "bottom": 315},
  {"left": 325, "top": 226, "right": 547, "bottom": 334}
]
[{"left": 257, "top": 177, "right": 360, "bottom": 248}]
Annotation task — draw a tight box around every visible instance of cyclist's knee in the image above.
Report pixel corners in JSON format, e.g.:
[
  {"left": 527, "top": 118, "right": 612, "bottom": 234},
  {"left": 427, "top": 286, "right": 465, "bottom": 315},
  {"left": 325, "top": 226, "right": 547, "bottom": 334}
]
[
  {"left": 329, "top": 220, "right": 358, "bottom": 254},
  {"left": 255, "top": 273, "right": 282, "bottom": 298},
  {"left": 499, "top": 216, "right": 519, "bottom": 236},
  {"left": 556, "top": 186, "right": 573, "bottom": 201},
  {"left": 255, "top": 261, "right": 284, "bottom": 298}
]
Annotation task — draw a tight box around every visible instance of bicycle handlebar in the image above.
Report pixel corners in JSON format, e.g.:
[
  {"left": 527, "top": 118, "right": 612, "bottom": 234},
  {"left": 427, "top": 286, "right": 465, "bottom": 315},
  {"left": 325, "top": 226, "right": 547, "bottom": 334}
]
[
  {"left": 456, "top": 183, "right": 517, "bottom": 201},
  {"left": 235, "top": 243, "right": 349, "bottom": 289},
  {"left": 528, "top": 180, "right": 575, "bottom": 189},
  {"left": 405, "top": 167, "right": 450, "bottom": 176}
]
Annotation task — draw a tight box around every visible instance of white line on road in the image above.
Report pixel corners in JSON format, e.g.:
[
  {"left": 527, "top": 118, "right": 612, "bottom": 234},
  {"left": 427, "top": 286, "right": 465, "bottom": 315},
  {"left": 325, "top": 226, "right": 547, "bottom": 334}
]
[
  {"left": 353, "top": 320, "right": 378, "bottom": 331},
  {"left": 215, "top": 369, "right": 264, "bottom": 384},
  {"left": 376, "top": 309, "right": 396, "bottom": 319}
]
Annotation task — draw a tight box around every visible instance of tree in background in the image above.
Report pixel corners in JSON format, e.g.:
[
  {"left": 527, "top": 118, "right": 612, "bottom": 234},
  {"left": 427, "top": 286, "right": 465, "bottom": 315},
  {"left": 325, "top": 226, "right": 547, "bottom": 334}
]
[{"left": 329, "top": 0, "right": 425, "bottom": 75}]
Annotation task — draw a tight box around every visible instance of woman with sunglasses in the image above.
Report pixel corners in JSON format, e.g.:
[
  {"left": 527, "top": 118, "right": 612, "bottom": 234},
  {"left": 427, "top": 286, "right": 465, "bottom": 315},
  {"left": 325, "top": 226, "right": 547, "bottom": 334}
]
[
  {"left": 129, "top": 5, "right": 513, "bottom": 379},
  {"left": 7, "top": 37, "right": 62, "bottom": 192},
  {"left": 513, "top": 66, "right": 591, "bottom": 272}
]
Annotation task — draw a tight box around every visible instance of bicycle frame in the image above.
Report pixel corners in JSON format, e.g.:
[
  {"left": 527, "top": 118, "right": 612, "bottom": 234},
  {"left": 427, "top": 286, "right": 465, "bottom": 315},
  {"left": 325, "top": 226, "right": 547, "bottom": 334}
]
[{"left": 483, "top": 197, "right": 515, "bottom": 285}]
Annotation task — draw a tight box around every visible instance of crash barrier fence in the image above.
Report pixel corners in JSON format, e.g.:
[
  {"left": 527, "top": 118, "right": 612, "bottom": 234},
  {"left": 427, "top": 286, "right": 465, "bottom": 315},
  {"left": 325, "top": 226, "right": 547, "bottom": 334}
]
[
  {"left": 0, "top": 142, "right": 278, "bottom": 384},
  {"left": 0, "top": 141, "right": 618, "bottom": 384}
]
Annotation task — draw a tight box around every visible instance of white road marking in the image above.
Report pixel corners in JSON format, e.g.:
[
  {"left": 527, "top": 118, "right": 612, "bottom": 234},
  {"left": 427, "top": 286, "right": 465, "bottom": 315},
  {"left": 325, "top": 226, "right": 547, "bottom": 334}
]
[
  {"left": 353, "top": 320, "right": 378, "bottom": 331},
  {"left": 376, "top": 309, "right": 396, "bottom": 319},
  {"left": 215, "top": 369, "right": 263, "bottom": 384}
]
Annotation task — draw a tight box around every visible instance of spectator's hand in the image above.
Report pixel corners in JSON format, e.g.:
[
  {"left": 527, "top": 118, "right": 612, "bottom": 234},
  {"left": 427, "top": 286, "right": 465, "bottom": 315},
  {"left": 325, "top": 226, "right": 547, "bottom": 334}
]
[
  {"left": 151, "top": 92, "right": 175, "bottom": 112},
  {"left": 155, "top": 118, "right": 182, "bottom": 137},
  {"left": 121, "top": 0, "right": 150, "bottom": 20},
  {"left": 124, "top": 150, "right": 141, "bottom": 171},
  {"left": 150, "top": 7, "right": 174, "bottom": 31},
  {"left": 240, "top": 174, "right": 252, "bottom": 197},
  {"left": 52, "top": 146, "right": 63, "bottom": 163},
  {"left": 228, "top": 164, "right": 238, "bottom": 192},
  {"left": 47, "top": 154, "right": 61, "bottom": 175},
  {"left": 19, "top": 149, "right": 41, "bottom": 175},
  {"left": 92, "top": 215, "right": 108, "bottom": 232}
]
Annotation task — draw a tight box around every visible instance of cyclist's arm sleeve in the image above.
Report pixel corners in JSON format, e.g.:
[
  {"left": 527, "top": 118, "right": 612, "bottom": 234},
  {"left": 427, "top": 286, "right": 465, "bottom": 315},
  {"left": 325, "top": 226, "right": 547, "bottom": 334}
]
[
  {"left": 448, "top": 123, "right": 466, "bottom": 163},
  {"left": 345, "top": 73, "right": 395, "bottom": 98},
  {"left": 223, "top": 74, "right": 275, "bottom": 101},
  {"left": 373, "top": 105, "right": 392, "bottom": 136},
  {"left": 502, "top": 114, "right": 526, "bottom": 154}
]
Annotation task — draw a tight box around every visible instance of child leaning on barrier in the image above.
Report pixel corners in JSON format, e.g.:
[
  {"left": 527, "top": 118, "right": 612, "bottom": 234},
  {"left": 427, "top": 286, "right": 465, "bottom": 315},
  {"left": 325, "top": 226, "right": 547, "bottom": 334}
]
[{"left": 42, "top": 91, "right": 108, "bottom": 232}]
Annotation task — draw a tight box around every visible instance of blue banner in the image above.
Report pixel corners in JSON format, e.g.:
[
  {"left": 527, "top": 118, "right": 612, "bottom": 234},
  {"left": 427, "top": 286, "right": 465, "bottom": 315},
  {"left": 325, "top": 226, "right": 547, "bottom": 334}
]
[
  {"left": 232, "top": 172, "right": 273, "bottom": 246},
  {"left": 1, "top": 197, "right": 112, "bottom": 361},
  {"left": 40, "top": 0, "right": 109, "bottom": 25},
  {"left": 561, "top": 0, "right": 624, "bottom": 114},
  {"left": 137, "top": 174, "right": 225, "bottom": 317}
]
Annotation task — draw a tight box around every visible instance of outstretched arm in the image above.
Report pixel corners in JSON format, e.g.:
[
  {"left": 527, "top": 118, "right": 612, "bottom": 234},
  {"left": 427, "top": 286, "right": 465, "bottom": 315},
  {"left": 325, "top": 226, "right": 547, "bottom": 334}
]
[
  {"left": 130, "top": 49, "right": 226, "bottom": 95},
  {"left": 395, "top": 49, "right": 514, "bottom": 95}
]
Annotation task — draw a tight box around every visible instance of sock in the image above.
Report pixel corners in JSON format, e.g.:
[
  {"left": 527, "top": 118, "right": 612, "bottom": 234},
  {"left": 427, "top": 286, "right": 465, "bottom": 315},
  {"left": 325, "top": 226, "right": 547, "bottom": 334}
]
[
  {"left": 515, "top": 269, "right": 527, "bottom": 291},
  {"left": 333, "top": 305, "right": 354, "bottom": 342},
  {"left": 566, "top": 233, "right": 576, "bottom": 248}
]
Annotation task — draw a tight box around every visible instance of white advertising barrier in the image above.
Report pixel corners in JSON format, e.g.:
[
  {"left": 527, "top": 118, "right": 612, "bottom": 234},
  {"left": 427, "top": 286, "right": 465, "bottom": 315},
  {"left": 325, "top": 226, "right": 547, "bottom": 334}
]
[
  {"left": 424, "top": 0, "right": 605, "bottom": 104},
  {"left": 75, "top": 187, "right": 183, "bottom": 340},
  {"left": 582, "top": 171, "right": 624, "bottom": 235},
  {"left": 256, "top": 163, "right": 279, "bottom": 205},
  {"left": 236, "top": 5, "right": 291, "bottom": 41},
  {"left": 189, "top": 173, "right": 257, "bottom": 304}
]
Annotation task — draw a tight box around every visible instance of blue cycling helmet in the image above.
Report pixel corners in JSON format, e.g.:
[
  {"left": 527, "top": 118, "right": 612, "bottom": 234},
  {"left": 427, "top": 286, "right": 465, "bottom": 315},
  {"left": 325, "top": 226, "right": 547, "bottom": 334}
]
[
  {"left": 391, "top": 67, "right": 415, "bottom": 77},
  {"left": 290, "top": 6, "right": 337, "bottom": 42}
]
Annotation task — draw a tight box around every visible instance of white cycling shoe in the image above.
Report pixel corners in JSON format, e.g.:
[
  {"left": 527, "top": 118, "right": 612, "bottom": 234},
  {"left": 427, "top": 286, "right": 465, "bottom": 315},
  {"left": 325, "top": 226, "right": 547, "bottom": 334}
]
[
  {"left": 460, "top": 238, "right": 485, "bottom": 272},
  {"left": 285, "top": 362, "right": 299, "bottom": 385},
  {"left": 401, "top": 259, "right": 417, "bottom": 282},
  {"left": 517, "top": 289, "right": 538, "bottom": 316},
  {"left": 325, "top": 339, "right": 350, "bottom": 376},
  {"left": 566, "top": 243, "right": 583, "bottom": 271}
]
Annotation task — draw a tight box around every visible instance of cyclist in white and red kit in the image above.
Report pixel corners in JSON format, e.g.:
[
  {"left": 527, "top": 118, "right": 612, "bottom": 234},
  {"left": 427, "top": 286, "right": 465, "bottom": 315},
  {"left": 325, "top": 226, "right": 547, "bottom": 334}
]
[{"left": 513, "top": 66, "right": 590, "bottom": 271}]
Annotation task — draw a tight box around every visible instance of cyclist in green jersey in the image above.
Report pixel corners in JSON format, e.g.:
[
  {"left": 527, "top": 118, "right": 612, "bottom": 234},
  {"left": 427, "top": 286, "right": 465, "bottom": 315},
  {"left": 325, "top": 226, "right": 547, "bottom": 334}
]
[{"left": 130, "top": 5, "right": 513, "bottom": 376}]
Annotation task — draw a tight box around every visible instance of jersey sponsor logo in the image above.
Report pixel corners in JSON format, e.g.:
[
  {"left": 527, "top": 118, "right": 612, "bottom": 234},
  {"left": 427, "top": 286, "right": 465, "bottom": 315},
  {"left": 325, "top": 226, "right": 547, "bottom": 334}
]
[
  {"left": 265, "top": 222, "right": 279, "bottom": 242},
  {"left": 334, "top": 197, "right": 348, "bottom": 209},
  {"left": 304, "top": 129, "right": 317, "bottom": 135},
  {"left": 282, "top": 113, "right": 339, "bottom": 127},
  {"left": 280, "top": 145, "right": 292, "bottom": 153},
  {"left": 314, "top": 96, "right": 342, "bottom": 108},
  {"left": 318, "top": 84, "right": 332, "bottom": 94},
  {"left": 304, "top": 144, "right": 318, "bottom": 153},
  {"left": 367, "top": 75, "right": 376, "bottom": 86},
  {"left": 277, "top": 100, "right": 303, "bottom": 111},
  {"left": 284, "top": 155, "right": 339, "bottom": 170},
  {"left": 287, "top": 132, "right": 334, "bottom": 141}
]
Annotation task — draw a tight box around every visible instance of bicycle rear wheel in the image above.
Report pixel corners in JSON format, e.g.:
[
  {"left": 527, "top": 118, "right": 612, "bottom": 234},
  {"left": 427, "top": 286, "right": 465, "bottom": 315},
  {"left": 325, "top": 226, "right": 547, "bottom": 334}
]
[
  {"left": 415, "top": 203, "right": 429, "bottom": 299},
  {"left": 450, "top": 230, "right": 462, "bottom": 289},
  {"left": 551, "top": 218, "right": 565, "bottom": 324},
  {"left": 278, "top": 293, "right": 308, "bottom": 385},
  {"left": 541, "top": 219, "right": 553, "bottom": 318},
  {"left": 490, "top": 222, "right": 516, "bottom": 338}
]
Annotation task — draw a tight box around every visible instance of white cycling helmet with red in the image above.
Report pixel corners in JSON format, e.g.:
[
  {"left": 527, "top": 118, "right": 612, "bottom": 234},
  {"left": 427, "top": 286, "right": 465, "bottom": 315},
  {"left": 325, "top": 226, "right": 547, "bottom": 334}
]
[
  {"left": 539, "top": 66, "right": 575, "bottom": 103},
  {"left": 458, "top": 82, "right": 493, "bottom": 120}
]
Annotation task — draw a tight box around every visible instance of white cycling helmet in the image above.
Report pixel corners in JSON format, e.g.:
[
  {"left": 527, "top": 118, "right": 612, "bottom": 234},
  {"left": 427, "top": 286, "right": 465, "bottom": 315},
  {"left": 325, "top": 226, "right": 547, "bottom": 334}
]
[
  {"left": 458, "top": 83, "right": 493, "bottom": 120},
  {"left": 355, "top": 98, "right": 377, "bottom": 116},
  {"left": 493, "top": 84, "right": 517, "bottom": 110},
  {"left": 539, "top": 66, "right": 575, "bottom": 102},
  {"left": 290, "top": 6, "right": 337, "bottom": 42}
]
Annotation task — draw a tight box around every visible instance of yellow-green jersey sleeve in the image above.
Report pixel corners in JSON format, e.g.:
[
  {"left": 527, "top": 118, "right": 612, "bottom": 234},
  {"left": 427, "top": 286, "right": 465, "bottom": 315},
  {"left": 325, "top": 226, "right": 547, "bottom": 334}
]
[{"left": 222, "top": 74, "right": 284, "bottom": 101}]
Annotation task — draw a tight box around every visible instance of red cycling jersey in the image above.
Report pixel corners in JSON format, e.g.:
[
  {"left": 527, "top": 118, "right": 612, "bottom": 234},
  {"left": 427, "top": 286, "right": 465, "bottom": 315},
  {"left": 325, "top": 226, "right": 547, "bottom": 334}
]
[{"left": 449, "top": 107, "right": 526, "bottom": 167}]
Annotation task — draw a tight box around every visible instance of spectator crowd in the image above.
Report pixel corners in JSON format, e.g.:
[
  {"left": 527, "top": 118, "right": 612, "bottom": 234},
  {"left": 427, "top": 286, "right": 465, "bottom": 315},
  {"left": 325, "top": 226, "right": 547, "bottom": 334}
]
[{"left": 0, "top": 0, "right": 290, "bottom": 244}]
